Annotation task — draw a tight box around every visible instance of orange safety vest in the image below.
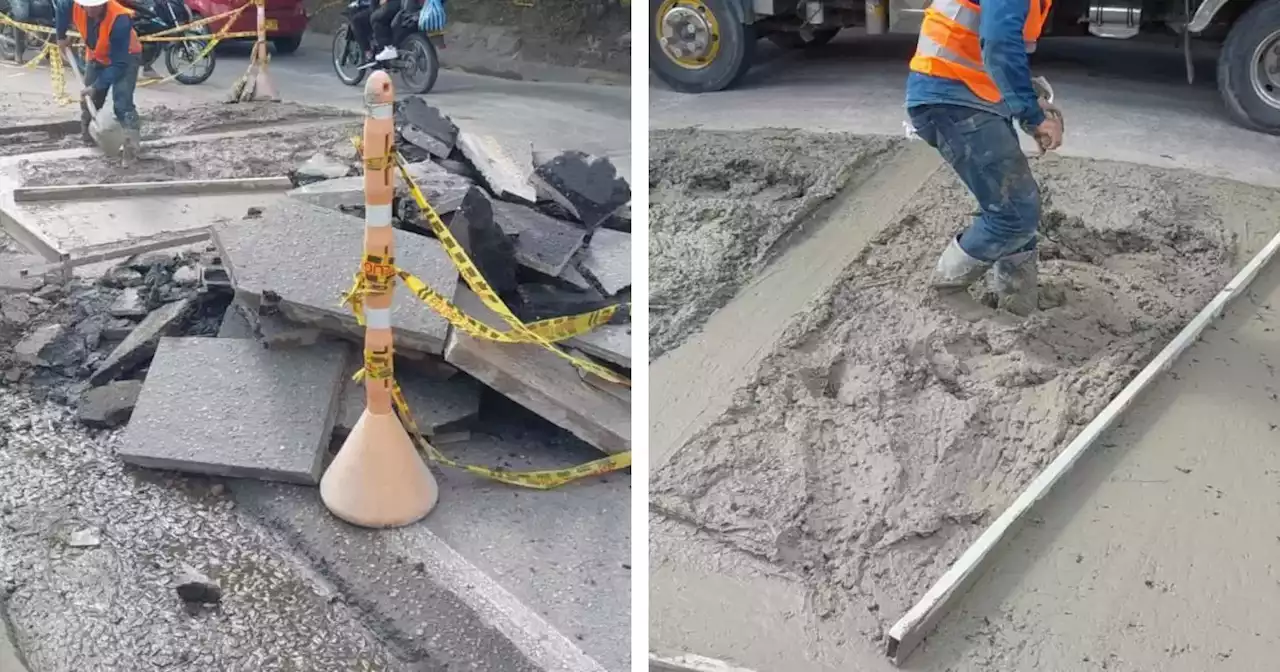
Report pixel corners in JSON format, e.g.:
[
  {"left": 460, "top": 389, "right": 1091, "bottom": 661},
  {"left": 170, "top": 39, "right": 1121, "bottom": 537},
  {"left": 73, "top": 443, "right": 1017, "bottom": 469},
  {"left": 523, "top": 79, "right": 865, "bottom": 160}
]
[
  {"left": 909, "top": 0, "right": 1051, "bottom": 103},
  {"left": 73, "top": 0, "right": 143, "bottom": 66}
]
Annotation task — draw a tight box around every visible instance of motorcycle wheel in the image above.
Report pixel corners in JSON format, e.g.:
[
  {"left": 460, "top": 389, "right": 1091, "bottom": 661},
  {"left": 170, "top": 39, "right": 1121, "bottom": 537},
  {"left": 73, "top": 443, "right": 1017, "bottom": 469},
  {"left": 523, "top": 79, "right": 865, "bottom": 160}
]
[
  {"left": 164, "top": 27, "right": 216, "bottom": 85},
  {"left": 332, "top": 24, "right": 366, "bottom": 87},
  {"left": 395, "top": 32, "right": 439, "bottom": 95}
]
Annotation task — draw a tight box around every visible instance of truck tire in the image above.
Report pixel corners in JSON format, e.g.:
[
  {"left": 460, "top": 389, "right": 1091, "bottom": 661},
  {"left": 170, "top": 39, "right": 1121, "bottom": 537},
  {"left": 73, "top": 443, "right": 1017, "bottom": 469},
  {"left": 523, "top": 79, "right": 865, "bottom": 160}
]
[
  {"left": 768, "top": 28, "right": 840, "bottom": 49},
  {"left": 1218, "top": 0, "right": 1280, "bottom": 134},
  {"left": 651, "top": 0, "right": 756, "bottom": 93}
]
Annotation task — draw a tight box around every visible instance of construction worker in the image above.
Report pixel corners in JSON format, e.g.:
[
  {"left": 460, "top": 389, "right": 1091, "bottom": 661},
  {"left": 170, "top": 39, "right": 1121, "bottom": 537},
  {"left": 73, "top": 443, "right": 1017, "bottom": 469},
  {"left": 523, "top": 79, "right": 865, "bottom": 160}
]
[
  {"left": 54, "top": 0, "right": 143, "bottom": 165},
  {"left": 904, "top": 0, "right": 1064, "bottom": 316}
]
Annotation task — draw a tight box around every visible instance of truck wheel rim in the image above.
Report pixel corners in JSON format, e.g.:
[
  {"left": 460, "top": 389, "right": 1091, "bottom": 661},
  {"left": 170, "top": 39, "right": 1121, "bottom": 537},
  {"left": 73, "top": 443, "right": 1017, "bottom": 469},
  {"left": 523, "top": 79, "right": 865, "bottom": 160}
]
[
  {"left": 656, "top": 0, "right": 720, "bottom": 70},
  {"left": 1250, "top": 29, "right": 1280, "bottom": 110}
]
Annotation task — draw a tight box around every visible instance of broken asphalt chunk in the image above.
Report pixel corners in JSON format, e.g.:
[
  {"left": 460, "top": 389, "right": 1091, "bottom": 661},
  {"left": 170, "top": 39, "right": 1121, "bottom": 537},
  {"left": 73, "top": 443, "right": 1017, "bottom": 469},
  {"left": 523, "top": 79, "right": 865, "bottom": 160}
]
[
  {"left": 396, "top": 97, "right": 458, "bottom": 159},
  {"left": 175, "top": 565, "right": 222, "bottom": 604},
  {"left": 530, "top": 149, "right": 630, "bottom": 230},
  {"left": 89, "top": 298, "right": 194, "bottom": 386},
  {"left": 78, "top": 379, "right": 144, "bottom": 429},
  {"left": 457, "top": 130, "right": 536, "bottom": 203},
  {"left": 492, "top": 200, "right": 586, "bottom": 277},
  {"left": 578, "top": 228, "right": 631, "bottom": 296},
  {"left": 450, "top": 187, "right": 519, "bottom": 300}
]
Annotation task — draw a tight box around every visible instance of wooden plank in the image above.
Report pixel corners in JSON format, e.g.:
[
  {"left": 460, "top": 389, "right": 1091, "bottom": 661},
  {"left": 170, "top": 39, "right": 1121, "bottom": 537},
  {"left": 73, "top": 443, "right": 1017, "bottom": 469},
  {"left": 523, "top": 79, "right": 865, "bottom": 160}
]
[
  {"left": 884, "top": 226, "right": 1280, "bottom": 665},
  {"left": 12, "top": 176, "right": 294, "bottom": 203},
  {"left": 649, "top": 652, "right": 760, "bottom": 672},
  {"left": 17, "top": 228, "right": 213, "bottom": 278}
]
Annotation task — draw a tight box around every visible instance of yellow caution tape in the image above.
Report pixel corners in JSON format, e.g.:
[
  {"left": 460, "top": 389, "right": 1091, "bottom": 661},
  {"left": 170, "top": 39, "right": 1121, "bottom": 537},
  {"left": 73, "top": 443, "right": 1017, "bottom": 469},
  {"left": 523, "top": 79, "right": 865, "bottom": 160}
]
[
  {"left": 358, "top": 356, "right": 631, "bottom": 489},
  {"left": 391, "top": 152, "right": 632, "bottom": 386}
]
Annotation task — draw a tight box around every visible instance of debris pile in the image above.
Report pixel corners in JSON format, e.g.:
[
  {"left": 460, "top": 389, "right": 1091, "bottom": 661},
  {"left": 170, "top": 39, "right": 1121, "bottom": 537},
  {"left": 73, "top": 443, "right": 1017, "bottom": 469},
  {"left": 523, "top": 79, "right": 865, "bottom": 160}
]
[{"left": 1, "top": 98, "right": 631, "bottom": 495}]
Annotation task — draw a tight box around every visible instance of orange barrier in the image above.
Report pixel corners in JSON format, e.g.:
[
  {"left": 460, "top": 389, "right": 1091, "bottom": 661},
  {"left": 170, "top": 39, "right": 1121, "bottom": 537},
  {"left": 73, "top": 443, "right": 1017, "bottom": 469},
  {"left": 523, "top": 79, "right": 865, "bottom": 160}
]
[{"left": 319, "top": 71, "right": 439, "bottom": 528}]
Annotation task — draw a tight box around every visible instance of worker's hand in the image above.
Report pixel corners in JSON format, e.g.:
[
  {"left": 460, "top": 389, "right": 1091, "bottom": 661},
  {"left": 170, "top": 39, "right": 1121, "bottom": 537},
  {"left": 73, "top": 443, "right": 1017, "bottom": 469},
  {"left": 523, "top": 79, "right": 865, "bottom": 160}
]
[
  {"left": 1032, "top": 116, "right": 1063, "bottom": 154},
  {"left": 80, "top": 85, "right": 97, "bottom": 100}
]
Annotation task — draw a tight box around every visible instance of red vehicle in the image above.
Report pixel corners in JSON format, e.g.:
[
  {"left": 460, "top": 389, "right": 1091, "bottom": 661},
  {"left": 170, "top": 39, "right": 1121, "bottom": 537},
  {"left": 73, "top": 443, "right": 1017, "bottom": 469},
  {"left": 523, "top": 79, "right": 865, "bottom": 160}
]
[{"left": 187, "top": 0, "right": 309, "bottom": 53}]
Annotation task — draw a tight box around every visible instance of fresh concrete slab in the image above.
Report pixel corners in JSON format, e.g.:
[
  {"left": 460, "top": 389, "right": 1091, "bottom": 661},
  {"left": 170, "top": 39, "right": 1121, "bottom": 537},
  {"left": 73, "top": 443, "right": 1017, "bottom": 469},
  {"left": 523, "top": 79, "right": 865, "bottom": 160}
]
[
  {"left": 230, "top": 399, "right": 628, "bottom": 672},
  {"left": 444, "top": 286, "right": 630, "bottom": 455},
  {"left": 117, "top": 337, "right": 348, "bottom": 484},
  {"left": 214, "top": 198, "right": 459, "bottom": 355},
  {"left": 493, "top": 200, "right": 587, "bottom": 277},
  {"left": 334, "top": 356, "right": 482, "bottom": 438},
  {"left": 579, "top": 228, "right": 630, "bottom": 296}
]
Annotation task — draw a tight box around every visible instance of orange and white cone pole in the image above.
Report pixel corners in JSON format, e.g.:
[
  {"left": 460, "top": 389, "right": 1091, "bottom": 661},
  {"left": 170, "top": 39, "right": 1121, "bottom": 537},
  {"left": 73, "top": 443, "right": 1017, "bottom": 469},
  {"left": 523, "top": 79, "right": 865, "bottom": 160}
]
[{"left": 320, "top": 72, "right": 439, "bottom": 528}]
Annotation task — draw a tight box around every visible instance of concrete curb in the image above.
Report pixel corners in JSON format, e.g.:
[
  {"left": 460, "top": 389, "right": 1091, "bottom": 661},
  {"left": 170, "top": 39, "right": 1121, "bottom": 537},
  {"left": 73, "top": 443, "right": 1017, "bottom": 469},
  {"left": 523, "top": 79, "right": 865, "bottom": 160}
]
[{"left": 230, "top": 480, "right": 610, "bottom": 672}]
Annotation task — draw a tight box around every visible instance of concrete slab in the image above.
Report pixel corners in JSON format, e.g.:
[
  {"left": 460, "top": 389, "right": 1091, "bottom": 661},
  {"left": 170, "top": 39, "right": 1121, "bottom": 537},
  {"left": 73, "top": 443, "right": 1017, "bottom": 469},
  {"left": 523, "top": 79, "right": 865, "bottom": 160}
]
[
  {"left": 227, "top": 294, "right": 323, "bottom": 349},
  {"left": 89, "top": 298, "right": 195, "bottom": 385},
  {"left": 444, "top": 286, "right": 630, "bottom": 455},
  {"left": 568, "top": 324, "right": 631, "bottom": 369},
  {"left": 334, "top": 356, "right": 482, "bottom": 438},
  {"left": 214, "top": 198, "right": 459, "bottom": 355},
  {"left": 0, "top": 604, "right": 29, "bottom": 672},
  {"left": 287, "top": 160, "right": 472, "bottom": 216},
  {"left": 230, "top": 399, "right": 628, "bottom": 672},
  {"left": 117, "top": 337, "right": 347, "bottom": 484},
  {"left": 457, "top": 130, "right": 537, "bottom": 203},
  {"left": 493, "top": 200, "right": 587, "bottom": 277},
  {"left": 579, "top": 228, "right": 630, "bottom": 296}
]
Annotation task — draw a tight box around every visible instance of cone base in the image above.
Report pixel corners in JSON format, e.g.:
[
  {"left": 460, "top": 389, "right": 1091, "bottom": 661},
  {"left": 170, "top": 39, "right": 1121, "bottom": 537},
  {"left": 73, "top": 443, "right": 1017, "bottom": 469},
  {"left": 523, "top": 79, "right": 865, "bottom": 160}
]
[{"left": 320, "top": 408, "right": 438, "bottom": 528}]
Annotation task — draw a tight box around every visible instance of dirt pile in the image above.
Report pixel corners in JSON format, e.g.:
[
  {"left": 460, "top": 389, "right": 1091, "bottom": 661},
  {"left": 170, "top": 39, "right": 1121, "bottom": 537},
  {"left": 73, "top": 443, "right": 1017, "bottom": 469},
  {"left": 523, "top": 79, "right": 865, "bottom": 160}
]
[
  {"left": 651, "top": 155, "right": 1242, "bottom": 642},
  {"left": 648, "top": 129, "right": 902, "bottom": 360}
]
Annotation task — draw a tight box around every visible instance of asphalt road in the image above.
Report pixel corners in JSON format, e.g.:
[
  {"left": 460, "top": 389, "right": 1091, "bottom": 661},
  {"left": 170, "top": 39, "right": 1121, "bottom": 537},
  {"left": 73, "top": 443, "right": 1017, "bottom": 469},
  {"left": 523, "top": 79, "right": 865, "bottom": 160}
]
[{"left": 651, "top": 33, "right": 1280, "bottom": 188}]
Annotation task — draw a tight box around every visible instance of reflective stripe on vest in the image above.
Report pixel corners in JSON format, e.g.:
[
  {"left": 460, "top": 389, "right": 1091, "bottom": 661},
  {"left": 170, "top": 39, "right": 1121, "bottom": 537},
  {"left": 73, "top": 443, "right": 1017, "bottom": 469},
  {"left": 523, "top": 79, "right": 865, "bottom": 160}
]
[
  {"left": 73, "top": 0, "right": 143, "bottom": 66},
  {"left": 909, "top": 0, "right": 1051, "bottom": 103}
]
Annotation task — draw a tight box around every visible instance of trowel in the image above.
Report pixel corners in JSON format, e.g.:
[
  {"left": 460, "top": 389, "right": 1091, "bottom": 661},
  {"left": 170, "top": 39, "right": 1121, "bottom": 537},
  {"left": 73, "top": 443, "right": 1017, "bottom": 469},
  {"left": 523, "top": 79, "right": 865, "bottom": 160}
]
[{"left": 64, "top": 48, "right": 127, "bottom": 158}]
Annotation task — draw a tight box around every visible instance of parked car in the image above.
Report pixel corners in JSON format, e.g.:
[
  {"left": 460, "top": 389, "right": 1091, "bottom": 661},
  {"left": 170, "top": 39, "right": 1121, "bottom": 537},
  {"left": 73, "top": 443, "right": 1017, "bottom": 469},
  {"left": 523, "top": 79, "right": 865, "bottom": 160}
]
[{"left": 185, "top": 0, "right": 308, "bottom": 53}]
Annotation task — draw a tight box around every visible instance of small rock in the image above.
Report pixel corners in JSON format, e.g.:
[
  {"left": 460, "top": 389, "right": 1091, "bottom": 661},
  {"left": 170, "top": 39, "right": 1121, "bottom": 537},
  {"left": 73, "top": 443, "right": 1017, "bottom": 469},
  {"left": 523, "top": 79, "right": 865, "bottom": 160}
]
[
  {"left": 101, "top": 266, "right": 145, "bottom": 288},
  {"left": 68, "top": 527, "right": 101, "bottom": 548},
  {"left": 76, "top": 314, "right": 107, "bottom": 351},
  {"left": 78, "top": 379, "right": 144, "bottom": 429},
  {"left": 175, "top": 565, "right": 222, "bottom": 605},
  {"left": 26, "top": 295, "right": 48, "bottom": 307},
  {"left": 14, "top": 324, "right": 65, "bottom": 366},
  {"left": 127, "top": 251, "right": 177, "bottom": 273},
  {"left": 172, "top": 266, "right": 199, "bottom": 287},
  {"left": 34, "top": 283, "right": 64, "bottom": 300},
  {"left": 245, "top": 207, "right": 264, "bottom": 219},
  {"left": 109, "top": 288, "right": 148, "bottom": 319}
]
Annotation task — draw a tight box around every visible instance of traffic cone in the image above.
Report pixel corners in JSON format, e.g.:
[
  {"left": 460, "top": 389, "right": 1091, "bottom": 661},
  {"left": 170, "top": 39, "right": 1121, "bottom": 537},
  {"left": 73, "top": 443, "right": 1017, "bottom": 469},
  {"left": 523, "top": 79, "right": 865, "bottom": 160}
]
[{"left": 320, "top": 71, "right": 439, "bottom": 528}]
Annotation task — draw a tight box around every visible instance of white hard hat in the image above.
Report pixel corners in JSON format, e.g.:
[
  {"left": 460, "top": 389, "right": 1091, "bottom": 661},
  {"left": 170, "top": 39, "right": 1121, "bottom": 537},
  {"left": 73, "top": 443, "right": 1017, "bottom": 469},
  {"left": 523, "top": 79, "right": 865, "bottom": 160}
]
[{"left": 75, "top": 0, "right": 110, "bottom": 7}]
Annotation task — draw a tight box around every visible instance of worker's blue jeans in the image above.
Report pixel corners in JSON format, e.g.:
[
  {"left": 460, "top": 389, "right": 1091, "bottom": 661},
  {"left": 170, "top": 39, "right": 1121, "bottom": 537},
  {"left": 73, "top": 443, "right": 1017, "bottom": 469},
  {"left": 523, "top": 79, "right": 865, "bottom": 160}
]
[
  {"left": 907, "top": 104, "right": 1041, "bottom": 262},
  {"left": 82, "top": 57, "right": 141, "bottom": 131}
]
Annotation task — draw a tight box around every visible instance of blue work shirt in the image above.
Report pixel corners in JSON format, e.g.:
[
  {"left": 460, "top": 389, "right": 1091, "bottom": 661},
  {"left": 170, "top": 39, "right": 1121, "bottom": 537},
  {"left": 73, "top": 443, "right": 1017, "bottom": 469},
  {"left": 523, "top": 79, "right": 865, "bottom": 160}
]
[
  {"left": 55, "top": 2, "right": 134, "bottom": 92},
  {"left": 905, "top": 0, "right": 1046, "bottom": 129}
]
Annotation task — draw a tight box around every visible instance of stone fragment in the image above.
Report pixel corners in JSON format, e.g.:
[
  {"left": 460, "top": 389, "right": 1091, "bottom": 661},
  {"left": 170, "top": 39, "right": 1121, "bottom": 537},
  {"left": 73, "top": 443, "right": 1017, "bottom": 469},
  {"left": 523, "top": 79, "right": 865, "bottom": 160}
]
[
  {"left": 75, "top": 314, "right": 107, "bottom": 351},
  {"left": 101, "top": 318, "right": 136, "bottom": 341},
  {"left": 68, "top": 528, "right": 101, "bottom": 548},
  {"left": 175, "top": 565, "right": 222, "bottom": 604},
  {"left": 294, "top": 151, "right": 352, "bottom": 184},
  {"left": 126, "top": 251, "right": 177, "bottom": 273},
  {"left": 529, "top": 149, "right": 630, "bottom": 230},
  {"left": 579, "top": 228, "right": 630, "bottom": 296},
  {"left": 569, "top": 324, "right": 631, "bottom": 369},
  {"left": 109, "top": 287, "right": 148, "bottom": 318},
  {"left": 14, "top": 324, "right": 65, "bottom": 366},
  {"left": 172, "top": 266, "right": 199, "bottom": 287},
  {"left": 457, "top": 130, "right": 536, "bottom": 203},
  {"left": 78, "top": 379, "right": 144, "bottom": 429},
  {"left": 90, "top": 298, "right": 193, "bottom": 385},
  {"left": 118, "top": 338, "right": 347, "bottom": 484},
  {"left": 0, "top": 296, "right": 31, "bottom": 327},
  {"left": 492, "top": 200, "right": 586, "bottom": 277},
  {"left": 214, "top": 199, "right": 458, "bottom": 355},
  {"left": 397, "top": 98, "right": 458, "bottom": 158},
  {"left": 450, "top": 188, "right": 518, "bottom": 300}
]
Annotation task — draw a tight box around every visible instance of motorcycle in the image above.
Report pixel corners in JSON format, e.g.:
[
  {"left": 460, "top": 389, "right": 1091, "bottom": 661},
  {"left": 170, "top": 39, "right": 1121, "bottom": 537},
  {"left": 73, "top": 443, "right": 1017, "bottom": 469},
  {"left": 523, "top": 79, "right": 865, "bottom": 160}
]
[
  {"left": 331, "top": 0, "right": 442, "bottom": 95},
  {"left": 0, "top": 0, "right": 215, "bottom": 85}
]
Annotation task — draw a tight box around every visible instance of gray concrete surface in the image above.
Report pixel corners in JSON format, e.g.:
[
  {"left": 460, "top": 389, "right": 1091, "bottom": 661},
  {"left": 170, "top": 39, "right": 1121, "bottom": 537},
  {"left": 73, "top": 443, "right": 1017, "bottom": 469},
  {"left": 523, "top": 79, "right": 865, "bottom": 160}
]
[
  {"left": 334, "top": 355, "right": 482, "bottom": 438},
  {"left": 214, "top": 198, "right": 458, "bottom": 355},
  {"left": 118, "top": 337, "right": 348, "bottom": 484},
  {"left": 651, "top": 35, "right": 1280, "bottom": 190}
]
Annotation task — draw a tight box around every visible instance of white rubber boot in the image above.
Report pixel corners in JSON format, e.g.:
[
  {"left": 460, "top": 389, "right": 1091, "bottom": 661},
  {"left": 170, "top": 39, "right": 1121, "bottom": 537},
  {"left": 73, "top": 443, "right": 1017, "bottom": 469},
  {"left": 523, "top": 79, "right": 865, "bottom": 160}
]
[
  {"left": 992, "top": 249, "right": 1039, "bottom": 316},
  {"left": 930, "top": 236, "right": 991, "bottom": 290}
]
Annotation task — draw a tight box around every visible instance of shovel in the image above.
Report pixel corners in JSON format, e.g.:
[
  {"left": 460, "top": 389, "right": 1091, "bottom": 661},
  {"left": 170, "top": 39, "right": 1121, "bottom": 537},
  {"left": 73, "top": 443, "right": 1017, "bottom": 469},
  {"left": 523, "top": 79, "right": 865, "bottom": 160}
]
[{"left": 64, "top": 48, "right": 127, "bottom": 158}]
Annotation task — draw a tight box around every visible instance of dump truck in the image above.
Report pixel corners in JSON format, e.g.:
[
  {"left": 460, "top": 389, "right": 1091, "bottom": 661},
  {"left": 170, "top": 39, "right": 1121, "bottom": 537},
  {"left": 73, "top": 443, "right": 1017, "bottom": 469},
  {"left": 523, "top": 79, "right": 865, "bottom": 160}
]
[{"left": 649, "top": 0, "right": 1280, "bottom": 133}]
